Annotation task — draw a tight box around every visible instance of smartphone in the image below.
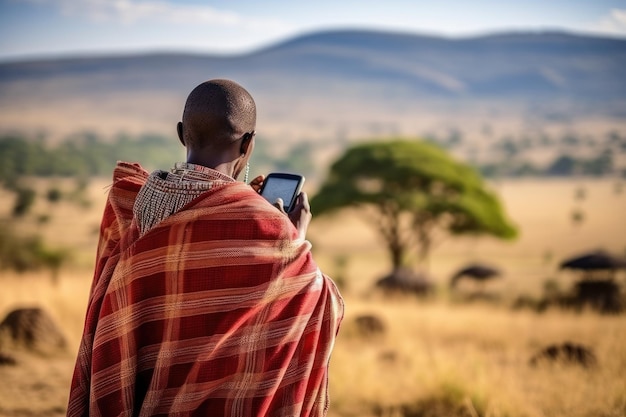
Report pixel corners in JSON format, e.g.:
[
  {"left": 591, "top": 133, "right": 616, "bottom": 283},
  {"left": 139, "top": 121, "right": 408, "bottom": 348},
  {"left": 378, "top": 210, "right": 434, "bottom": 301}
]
[{"left": 259, "top": 172, "right": 305, "bottom": 212}]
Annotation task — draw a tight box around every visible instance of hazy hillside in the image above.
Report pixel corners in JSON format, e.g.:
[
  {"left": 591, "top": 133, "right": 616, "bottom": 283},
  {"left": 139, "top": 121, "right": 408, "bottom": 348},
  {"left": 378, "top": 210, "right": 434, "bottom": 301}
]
[
  {"left": 0, "top": 29, "right": 625, "bottom": 171},
  {"left": 250, "top": 30, "right": 626, "bottom": 99},
  {"left": 2, "top": 30, "right": 625, "bottom": 98}
]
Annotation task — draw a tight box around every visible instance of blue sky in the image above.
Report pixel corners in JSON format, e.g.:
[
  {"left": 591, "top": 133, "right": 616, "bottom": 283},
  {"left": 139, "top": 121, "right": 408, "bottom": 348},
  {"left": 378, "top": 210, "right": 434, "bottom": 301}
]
[{"left": 1, "top": 0, "right": 625, "bottom": 61}]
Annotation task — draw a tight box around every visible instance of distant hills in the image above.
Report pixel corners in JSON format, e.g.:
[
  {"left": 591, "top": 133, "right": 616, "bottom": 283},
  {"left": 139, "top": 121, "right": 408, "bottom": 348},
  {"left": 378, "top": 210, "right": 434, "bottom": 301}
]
[
  {"left": 250, "top": 30, "right": 626, "bottom": 99},
  {"left": 0, "top": 29, "right": 625, "bottom": 167},
  {"left": 2, "top": 29, "right": 625, "bottom": 99}
]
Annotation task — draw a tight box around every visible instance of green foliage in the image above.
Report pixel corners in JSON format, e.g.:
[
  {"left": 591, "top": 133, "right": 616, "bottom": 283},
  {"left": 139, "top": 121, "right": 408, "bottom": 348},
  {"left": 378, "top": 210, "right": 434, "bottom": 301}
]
[
  {"left": 0, "top": 225, "right": 40, "bottom": 272},
  {"left": 472, "top": 128, "right": 624, "bottom": 178},
  {"left": 425, "top": 129, "right": 464, "bottom": 150},
  {"left": 274, "top": 142, "right": 315, "bottom": 176},
  {"left": 0, "top": 223, "right": 71, "bottom": 279},
  {"left": 0, "top": 132, "right": 184, "bottom": 183},
  {"left": 546, "top": 155, "right": 578, "bottom": 176},
  {"left": 478, "top": 149, "right": 617, "bottom": 178},
  {"left": 46, "top": 187, "right": 63, "bottom": 203},
  {"left": 311, "top": 139, "right": 517, "bottom": 268},
  {"left": 331, "top": 254, "right": 349, "bottom": 291},
  {"left": 544, "top": 151, "right": 614, "bottom": 177},
  {"left": 37, "top": 214, "right": 52, "bottom": 225},
  {"left": 498, "top": 138, "right": 519, "bottom": 158},
  {"left": 12, "top": 187, "right": 36, "bottom": 217},
  {"left": 250, "top": 138, "right": 316, "bottom": 179},
  {"left": 571, "top": 208, "right": 585, "bottom": 227},
  {"left": 0, "top": 131, "right": 319, "bottom": 184}
]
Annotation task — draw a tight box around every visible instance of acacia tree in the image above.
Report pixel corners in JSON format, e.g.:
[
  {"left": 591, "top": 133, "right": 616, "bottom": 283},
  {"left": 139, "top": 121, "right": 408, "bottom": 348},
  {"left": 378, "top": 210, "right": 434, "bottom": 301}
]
[{"left": 310, "top": 140, "right": 518, "bottom": 271}]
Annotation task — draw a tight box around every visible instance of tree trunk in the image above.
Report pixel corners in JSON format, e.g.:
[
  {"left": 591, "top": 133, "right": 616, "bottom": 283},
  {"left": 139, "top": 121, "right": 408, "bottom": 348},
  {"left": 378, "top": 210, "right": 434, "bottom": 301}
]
[
  {"left": 415, "top": 220, "right": 433, "bottom": 271},
  {"left": 376, "top": 203, "right": 407, "bottom": 270},
  {"left": 389, "top": 240, "right": 405, "bottom": 270}
]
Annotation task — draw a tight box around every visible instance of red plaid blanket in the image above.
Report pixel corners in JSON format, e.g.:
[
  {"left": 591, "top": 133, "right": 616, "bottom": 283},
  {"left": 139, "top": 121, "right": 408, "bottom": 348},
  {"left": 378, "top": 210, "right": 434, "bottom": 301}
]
[{"left": 68, "top": 162, "right": 343, "bottom": 417}]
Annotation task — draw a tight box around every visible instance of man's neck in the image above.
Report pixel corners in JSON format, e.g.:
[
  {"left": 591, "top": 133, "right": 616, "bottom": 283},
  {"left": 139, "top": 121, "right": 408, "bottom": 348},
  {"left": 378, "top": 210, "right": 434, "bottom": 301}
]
[{"left": 186, "top": 151, "right": 238, "bottom": 180}]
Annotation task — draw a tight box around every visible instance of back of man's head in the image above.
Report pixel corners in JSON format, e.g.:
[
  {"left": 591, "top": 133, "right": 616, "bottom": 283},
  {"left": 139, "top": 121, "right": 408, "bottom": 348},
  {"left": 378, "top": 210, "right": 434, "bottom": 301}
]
[{"left": 181, "top": 79, "right": 256, "bottom": 151}]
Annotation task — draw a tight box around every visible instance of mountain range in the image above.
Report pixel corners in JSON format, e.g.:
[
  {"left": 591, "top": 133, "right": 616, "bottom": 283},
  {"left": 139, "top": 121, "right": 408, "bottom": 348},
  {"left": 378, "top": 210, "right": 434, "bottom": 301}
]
[{"left": 0, "top": 29, "right": 625, "bottom": 144}]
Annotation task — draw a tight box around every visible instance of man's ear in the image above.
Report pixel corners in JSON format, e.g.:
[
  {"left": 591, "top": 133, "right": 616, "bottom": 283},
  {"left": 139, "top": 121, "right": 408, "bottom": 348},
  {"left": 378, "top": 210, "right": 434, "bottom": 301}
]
[
  {"left": 177, "top": 122, "right": 184, "bottom": 146},
  {"left": 239, "top": 131, "right": 255, "bottom": 156}
]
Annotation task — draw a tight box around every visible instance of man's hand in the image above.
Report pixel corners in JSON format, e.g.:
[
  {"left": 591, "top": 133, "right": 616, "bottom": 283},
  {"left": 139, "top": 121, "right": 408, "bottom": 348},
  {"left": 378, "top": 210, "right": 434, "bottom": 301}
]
[
  {"left": 249, "top": 175, "right": 265, "bottom": 192},
  {"left": 274, "top": 192, "right": 312, "bottom": 241},
  {"left": 251, "top": 175, "right": 311, "bottom": 239}
]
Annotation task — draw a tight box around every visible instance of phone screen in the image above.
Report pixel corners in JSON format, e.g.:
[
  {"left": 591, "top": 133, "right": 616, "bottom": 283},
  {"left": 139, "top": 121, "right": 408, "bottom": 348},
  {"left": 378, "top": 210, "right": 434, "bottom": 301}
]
[{"left": 260, "top": 174, "right": 304, "bottom": 212}]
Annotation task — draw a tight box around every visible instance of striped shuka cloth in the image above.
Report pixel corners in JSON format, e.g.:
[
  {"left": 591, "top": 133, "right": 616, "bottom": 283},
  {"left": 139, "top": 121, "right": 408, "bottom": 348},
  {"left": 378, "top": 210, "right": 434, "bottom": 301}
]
[{"left": 67, "top": 162, "right": 344, "bottom": 417}]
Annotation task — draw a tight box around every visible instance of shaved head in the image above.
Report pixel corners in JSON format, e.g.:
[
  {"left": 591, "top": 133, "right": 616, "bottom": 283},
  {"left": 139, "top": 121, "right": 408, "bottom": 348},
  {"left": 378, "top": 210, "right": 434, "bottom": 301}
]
[{"left": 181, "top": 79, "right": 256, "bottom": 151}]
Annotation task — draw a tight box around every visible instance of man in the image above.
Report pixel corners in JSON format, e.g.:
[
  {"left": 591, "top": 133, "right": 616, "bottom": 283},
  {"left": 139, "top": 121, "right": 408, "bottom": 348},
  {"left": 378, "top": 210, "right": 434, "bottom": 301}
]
[{"left": 67, "top": 79, "right": 344, "bottom": 416}]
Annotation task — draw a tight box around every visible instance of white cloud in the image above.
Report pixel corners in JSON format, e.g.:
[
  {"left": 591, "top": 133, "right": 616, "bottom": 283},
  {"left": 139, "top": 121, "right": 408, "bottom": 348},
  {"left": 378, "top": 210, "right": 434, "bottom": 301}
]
[
  {"left": 591, "top": 8, "right": 626, "bottom": 36},
  {"left": 19, "top": 0, "right": 290, "bottom": 29}
]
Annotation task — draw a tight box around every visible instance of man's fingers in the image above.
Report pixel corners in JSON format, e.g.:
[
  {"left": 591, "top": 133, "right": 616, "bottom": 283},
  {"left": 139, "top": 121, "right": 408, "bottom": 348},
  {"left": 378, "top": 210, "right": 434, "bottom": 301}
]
[
  {"left": 249, "top": 175, "right": 265, "bottom": 192},
  {"left": 299, "top": 192, "right": 310, "bottom": 211},
  {"left": 273, "top": 198, "right": 286, "bottom": 213}
]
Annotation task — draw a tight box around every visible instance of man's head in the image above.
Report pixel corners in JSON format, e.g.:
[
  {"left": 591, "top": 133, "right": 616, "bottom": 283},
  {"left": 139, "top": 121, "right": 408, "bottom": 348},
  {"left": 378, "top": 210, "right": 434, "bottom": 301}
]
[{"left": 177, "top": 79, "right": 256, "bottom": 176}]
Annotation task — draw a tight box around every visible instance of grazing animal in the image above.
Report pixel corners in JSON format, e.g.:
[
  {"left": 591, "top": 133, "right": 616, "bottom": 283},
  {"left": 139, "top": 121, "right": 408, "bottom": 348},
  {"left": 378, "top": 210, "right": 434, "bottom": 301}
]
[
  {"left": 376, "top": 267, "right": 433, "bottom": 296},
  {"left": 574, "top": 280, "right": 622, "bottom": 313},
  {"left": 529, "top": 341, "right": 597, "bottom": 368},
  {"left": 450, "top": 263, "right": 501, "bottom": 288}
]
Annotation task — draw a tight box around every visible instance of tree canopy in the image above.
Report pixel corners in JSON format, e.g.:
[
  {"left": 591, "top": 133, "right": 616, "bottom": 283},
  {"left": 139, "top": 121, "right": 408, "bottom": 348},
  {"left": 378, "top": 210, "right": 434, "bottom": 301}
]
[{"left": 311, "top": 139, "right": 518, "bottom": 269}]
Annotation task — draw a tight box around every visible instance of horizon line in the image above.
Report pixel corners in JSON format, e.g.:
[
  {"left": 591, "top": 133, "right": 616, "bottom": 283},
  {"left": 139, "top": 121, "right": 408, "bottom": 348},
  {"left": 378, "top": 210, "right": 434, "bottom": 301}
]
[{"left": 1, "top": 25, "right": 624, "bottom": 65}]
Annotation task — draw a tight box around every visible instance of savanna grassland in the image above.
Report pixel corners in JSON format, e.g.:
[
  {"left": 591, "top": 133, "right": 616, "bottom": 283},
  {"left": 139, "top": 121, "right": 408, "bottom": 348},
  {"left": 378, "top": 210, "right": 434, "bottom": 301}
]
[
  {"left": 1, "top": 28, "right": 625, "bottom": 417},
  {"left": 1, "top": 177, "right": 625, "bottom": 417}
]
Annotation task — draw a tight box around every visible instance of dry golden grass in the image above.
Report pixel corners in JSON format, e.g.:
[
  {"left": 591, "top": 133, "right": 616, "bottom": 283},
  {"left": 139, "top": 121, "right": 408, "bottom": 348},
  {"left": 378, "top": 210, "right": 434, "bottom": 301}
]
[
  {"left": 328, "top": 298, "right": 626, "bottom": 417},
  {"left": 1, "top": 177, "right": 625, "bottom": 416},
  {"left": 0, "top": 271, "right": 90, "bottom": 416}
]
